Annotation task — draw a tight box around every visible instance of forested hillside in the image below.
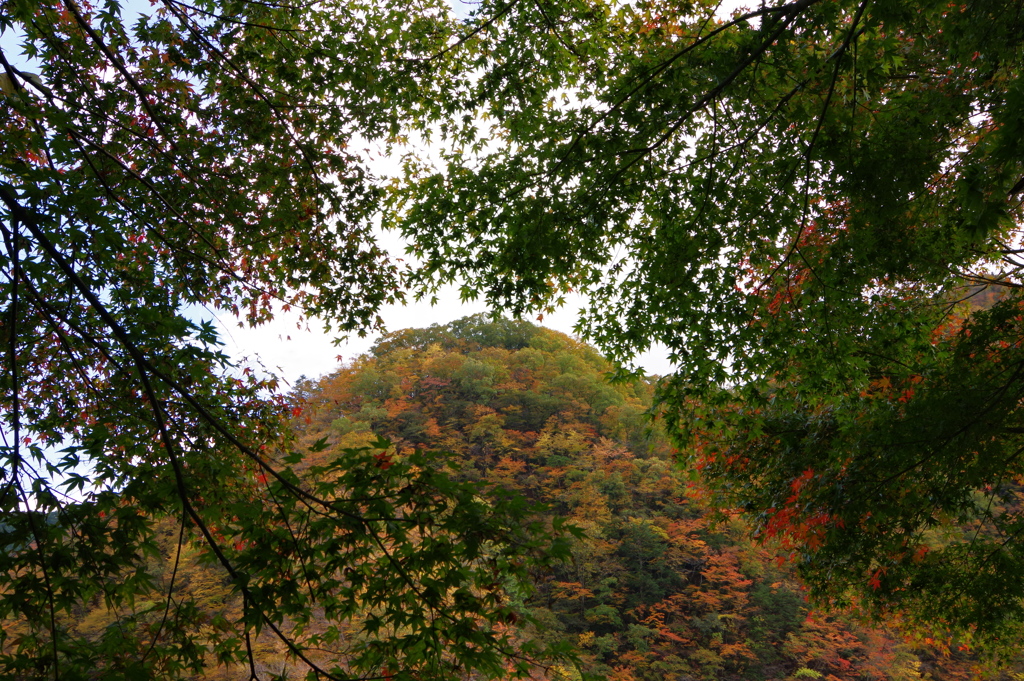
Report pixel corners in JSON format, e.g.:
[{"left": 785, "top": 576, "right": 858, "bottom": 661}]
[
  {"left": 286, "top": 316, "right": 1003, "bottom": 681},
  {"left": 40, "top": 315, "right": 1022, "bottom": 679}
]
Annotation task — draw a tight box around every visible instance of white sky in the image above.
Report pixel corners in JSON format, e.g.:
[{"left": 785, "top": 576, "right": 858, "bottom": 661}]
[{"left": 210, "top": 263, "right": 677, "bottom": 384}]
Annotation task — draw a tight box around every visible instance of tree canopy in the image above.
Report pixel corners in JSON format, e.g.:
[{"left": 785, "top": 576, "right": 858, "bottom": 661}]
[
  {"left": 389, "top": 0, "right": 1024, "bottom": 649},
  {"left": 0, "top": 1, "right": 569, "bottom": 678},
  {"left": 5, "top": 0, "right": 1024, "bottom": 675}
]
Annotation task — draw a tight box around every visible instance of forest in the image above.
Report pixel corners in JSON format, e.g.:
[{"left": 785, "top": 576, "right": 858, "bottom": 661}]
[
  {"left": 2, "top": 0, "right": 1024, "bottom": 678},
  {"left": 285, "top": 316, "right": 1020, "bottom": 681},
  {"left": 39, "top": 315, "right": 1022, "bottom": 680}
]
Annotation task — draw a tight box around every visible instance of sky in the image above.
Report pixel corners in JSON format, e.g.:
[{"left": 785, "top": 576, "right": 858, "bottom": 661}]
[
  {"left": 205, "top": 153, "right": 678, "bottom": 381},
  {"left": 211, "top": 283, "right": 676, "bottom": 385}
]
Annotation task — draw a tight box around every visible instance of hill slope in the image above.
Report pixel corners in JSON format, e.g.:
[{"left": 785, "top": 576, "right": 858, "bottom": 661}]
[
  {"left": 292, "top": 315, "right": 991, "bottom": 681},
  {"left": 49, "top": 316, "right": 1008, "bottom": 679}
]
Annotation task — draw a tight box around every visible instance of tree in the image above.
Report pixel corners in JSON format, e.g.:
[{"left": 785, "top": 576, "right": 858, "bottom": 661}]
[
  {"left": 298, "top": 317, "right": 985, "bottom": 681},
  {"left": 0, "top": 1, "right": 571, "bottom": 678},
  {"left": 390, "top": 0, "right": 1024, "bottom": 647}
]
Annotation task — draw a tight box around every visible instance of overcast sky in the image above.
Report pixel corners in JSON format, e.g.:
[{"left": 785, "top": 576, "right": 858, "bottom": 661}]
[{"left": 208, "top": 250, "right": 677, "bottom": 385}]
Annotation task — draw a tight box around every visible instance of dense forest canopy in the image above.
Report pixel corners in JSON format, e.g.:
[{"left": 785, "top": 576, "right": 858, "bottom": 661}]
[
  {"left": 389, "top": 0, "right": 1024, "bottom": 647},
  {"left": 2, "top": 0, "right": 1024, "bottom": 676},
  {"left": 291, "top": 316, "right": 1012, "bottom": 681}
]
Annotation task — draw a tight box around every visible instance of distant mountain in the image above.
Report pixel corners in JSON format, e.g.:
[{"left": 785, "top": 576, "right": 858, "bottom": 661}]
[
  {"left": 290, "top": 315, "right": 995, "bottom": 681},
  {"left": 46, "top": 316, "right": 1011, "bottom": 679}
]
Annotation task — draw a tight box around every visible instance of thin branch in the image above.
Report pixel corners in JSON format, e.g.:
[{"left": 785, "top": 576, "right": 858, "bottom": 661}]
[
  {"left": 164, "top": 0, "right": 305, "bottom": 32},
  {"left": 60, "top": 0, "right": 177, "bottom": 150},
  {"left": 140, "top": 511, "right": 188, "bottom": 664},
  {"left": 604, "top": 0, "right": 818, "bottom": 191},
  {"left": 161, "top": 0, "right": 323, "bottom": 180},
  {"left": 428, "top": 0, "right": 523, "bottom": 62},
  {"left": 531, "top": 0, "right": 581, "bottom": 59},
  {"left": 756, "top": 0, "right": 870, "bottom": 294},
  {"left": 545, "top": 0, "right": 818, "bottom": 187}
]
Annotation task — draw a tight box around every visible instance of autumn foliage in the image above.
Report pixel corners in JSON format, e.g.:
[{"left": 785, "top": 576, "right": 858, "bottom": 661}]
[{"left": 284, "top": 316, "right": 1005, "bottom": 681}]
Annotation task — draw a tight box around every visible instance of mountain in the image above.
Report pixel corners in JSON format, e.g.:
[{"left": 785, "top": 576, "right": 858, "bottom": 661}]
[
  {"left": 44, "top": 315, "right": 1013, "bottom": 679},
  {"left": 290, "top": 315, "right": 995, "bottom": 681}
]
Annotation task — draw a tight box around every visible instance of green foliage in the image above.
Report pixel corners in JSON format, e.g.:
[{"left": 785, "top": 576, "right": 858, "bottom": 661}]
[
  {"left": 7, "top": 0, "right": 1024, "bottom": 671},
  {"left": 1, "top": 435, "right": 567, "bottom": 680},
  {"left": 389, "top": 0, "right": 1024, "bottom": 646},
  {"left": 0, "top": 2, "right": 574, "bottom": 678},
  {"left": 221, "top": 438, "right": 573, "bottom": 681}
]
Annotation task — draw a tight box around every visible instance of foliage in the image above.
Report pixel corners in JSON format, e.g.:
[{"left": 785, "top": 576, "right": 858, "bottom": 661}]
[
  {"left": 7, "top": 0, "right": 1024, "bottom": 670},
  {"left": 294, "top": 317, "right": 1010, "bottom": 681},
  {"left": 390, "top": 0, "right": 1024, "bottom": 643},
  {"left": 2, "top": 436, "right": 570, "bottom": 679},
  {"left": 0, "top": 1, "right": 571, "bottom": 678}
]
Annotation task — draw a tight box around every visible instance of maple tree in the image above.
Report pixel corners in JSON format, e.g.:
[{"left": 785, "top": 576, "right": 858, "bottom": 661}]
[
  {"left": 390, "top": 0, "right": 1024, "bottom": 645},
  {"left": 5, "top": 0, "right": 1024, "bottom": 673},
  {"left": 0, "top": 2, "right": 570, "bottom": 679}
]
